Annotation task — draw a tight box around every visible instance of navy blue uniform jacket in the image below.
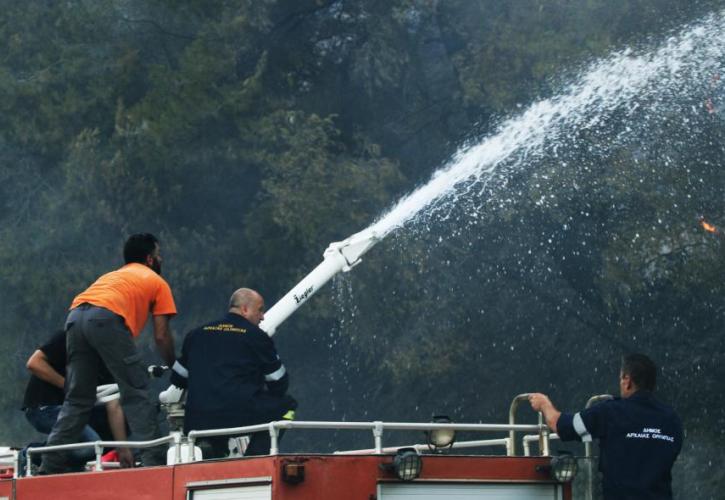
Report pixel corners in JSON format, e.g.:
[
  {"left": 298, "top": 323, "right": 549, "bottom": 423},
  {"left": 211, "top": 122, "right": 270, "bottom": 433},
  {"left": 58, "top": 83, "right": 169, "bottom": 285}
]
[
  {"left": 557, "top": 391, "right": 682, "bottom": 500},
  {"left": 173, "top": 313, "right": 291, "bottom": 433}
]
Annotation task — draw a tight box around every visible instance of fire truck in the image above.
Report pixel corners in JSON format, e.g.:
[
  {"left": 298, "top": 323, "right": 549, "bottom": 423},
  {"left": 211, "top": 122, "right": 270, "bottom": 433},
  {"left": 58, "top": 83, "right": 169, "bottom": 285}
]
[
  {"left": 1, "top": 391, "right": 594, "bottom": 500},
  {"left": 0, "top": 231, "right": 598, "bottom": 499}
]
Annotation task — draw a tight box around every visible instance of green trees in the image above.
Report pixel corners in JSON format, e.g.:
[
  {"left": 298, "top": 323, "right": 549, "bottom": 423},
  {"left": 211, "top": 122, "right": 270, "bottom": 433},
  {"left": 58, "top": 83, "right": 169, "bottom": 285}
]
[
  {"left": 1, "top": 0, "right": 723, "bottom": 494},
  {"left": 0, "top": 0, "right": 407, "bottom": 435}
]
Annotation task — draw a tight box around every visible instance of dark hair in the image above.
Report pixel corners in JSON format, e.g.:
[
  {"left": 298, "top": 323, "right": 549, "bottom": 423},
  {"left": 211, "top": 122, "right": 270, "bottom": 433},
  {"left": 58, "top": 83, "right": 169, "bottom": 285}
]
[
  {"left": 621, "top": 353, "right": 657, "bottom": 392},
  {"left": 123, "top": 233, "right": 159, "bottom": 264}
]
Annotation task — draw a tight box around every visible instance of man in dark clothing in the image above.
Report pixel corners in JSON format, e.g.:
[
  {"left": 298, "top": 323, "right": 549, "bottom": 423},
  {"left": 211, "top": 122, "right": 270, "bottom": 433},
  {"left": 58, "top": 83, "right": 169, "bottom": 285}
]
[
  {"left": 22, "top": 330, "right": 133, "bottom": 467},
  {"left": 170, "top": 288, "right": 296, "bottom": 457},
  {"left": 529, "top": 353, "right": 682, "bottom": 500}
]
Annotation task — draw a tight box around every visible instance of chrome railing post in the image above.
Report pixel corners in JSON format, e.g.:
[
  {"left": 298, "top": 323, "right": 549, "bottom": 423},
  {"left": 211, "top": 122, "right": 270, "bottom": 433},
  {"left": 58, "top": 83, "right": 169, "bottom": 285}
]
[
  {"left": 94, "top": 442, "right": 104, "bottom": 471},
  {"left": 187, "top": 434, "right": 196, "bottom": 462},
  {"left": 173, "top": 432, "right": 182, "bottom": 464},
  {"left": 508, "top": 393, "right": 530, "bottom": 456},
  {"left": 25, "top": 449, "right": 35, "bottom": 477},
  {"left": 373, "top": 421, "right": 384, "bottom": 454},
  {"left": 12, "top": 449, "right": 19, "bottom": 479},
  {"left": 269, "top": 423, "right": 279, "bottom": 455},
  {"left": 538, "top": 412, "right": 550, "bottom": 457}
]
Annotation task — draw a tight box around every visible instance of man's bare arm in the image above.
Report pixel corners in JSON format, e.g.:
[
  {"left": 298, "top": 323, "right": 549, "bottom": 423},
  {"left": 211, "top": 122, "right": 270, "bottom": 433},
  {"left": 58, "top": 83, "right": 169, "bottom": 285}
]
[
  {"left": 26, "top": 350, "right": 65, "bottom": 389},
  {"left": 528, "top": 393, "right": 562, "bottom": 433},
  {"left": 152, "top": 314, "right": 175, "bottom": 366},
  {"left": 104, "top": 399, "right": 135, "bottom": 467},
  {"left": 105, "top": 399, "right": 127, "bottom": 441}
]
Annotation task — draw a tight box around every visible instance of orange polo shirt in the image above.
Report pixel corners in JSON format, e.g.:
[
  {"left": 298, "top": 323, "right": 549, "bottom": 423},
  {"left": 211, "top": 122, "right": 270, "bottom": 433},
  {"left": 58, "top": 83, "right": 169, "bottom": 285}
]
[{"left": 70, "top": 263, "right": 177, "bottom": 337}]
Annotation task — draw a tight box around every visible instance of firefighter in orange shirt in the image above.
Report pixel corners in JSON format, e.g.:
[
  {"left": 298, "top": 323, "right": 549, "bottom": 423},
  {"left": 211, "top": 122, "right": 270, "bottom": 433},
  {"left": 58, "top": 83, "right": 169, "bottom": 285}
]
[{"left": 40, "top": 233, "right": 177, "bottom": 474}]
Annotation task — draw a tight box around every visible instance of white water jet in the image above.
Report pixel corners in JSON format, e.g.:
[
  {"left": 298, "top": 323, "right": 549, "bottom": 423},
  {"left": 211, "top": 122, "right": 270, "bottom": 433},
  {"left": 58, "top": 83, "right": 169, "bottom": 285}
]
[
  {"left": 263, "top": 10, "right": 725, "bottom": 334},
  {"left": 366, "top": 10, "right": 725, "bottom": 239}
]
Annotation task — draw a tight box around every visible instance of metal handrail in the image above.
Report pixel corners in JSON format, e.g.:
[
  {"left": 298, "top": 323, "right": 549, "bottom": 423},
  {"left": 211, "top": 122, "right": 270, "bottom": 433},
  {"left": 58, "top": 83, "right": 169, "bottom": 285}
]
[
  {"left": 334, "top": 438, "right": 509, "bottom": 455},
  {"left": 523, "top": 433, "right": 560, "bottom": 456},
  {"left": 25, "top": 433, "right": 181, "bottom": 477},
  {"left": 508, "top": 393, "right": 538, "bottom": 456},
  {"left": 519, "top": 394, "right": 614, "bottom": 457},
  {"left": 187, "top": 420, "right": 544, "bottom": 462},
  {"left": 23, "top": 419, "right": 551, "bottom": 475}
]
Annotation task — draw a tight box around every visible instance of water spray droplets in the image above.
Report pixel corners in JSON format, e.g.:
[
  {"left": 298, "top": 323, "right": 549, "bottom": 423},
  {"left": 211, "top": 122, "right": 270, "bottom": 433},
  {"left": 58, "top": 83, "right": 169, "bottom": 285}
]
[{"left": 363, "top": 11, "right": 725, "bottom": 239}]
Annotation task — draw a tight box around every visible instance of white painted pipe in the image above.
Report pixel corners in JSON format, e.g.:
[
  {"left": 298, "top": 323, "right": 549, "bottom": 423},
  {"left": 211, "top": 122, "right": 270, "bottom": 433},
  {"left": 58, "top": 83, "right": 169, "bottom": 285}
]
[
  {"left": 260, "top": 250, "right": 347, "bottom": 335},
  {"left": 260, "top": 229, "right": 380, "bottom": 336}
]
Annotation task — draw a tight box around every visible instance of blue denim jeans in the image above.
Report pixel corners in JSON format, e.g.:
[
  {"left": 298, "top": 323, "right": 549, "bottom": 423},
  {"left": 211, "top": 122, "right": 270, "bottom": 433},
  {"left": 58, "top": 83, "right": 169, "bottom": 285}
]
[{"left": 25, "top": 405, "right": 100, "bottom": 463}]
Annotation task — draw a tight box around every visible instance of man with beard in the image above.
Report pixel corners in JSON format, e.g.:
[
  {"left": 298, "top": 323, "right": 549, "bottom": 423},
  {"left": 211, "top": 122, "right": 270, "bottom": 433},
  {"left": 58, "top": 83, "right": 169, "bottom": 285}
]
[{"left": 40, "top": 233, "right": 177, "bottom": 474}]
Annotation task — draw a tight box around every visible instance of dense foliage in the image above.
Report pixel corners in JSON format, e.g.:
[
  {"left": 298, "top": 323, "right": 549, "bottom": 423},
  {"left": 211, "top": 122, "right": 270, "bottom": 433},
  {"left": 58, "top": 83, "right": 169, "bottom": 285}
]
[{"left": 1, "top": 1, "right": 724, "bottom": 496}]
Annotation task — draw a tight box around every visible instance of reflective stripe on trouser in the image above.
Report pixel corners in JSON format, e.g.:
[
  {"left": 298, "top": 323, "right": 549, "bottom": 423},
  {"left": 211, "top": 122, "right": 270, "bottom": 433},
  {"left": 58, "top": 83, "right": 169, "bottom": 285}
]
[{"left": 41, "top": 306, "right": 164, "bottom": 471}]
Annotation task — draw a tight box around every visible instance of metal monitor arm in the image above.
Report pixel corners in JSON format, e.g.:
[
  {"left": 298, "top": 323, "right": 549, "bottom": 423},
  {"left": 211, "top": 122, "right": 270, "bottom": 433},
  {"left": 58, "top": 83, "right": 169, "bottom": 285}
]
[
  {"left": 259, "top": 228, "right": 380, "bottom": 336},
  {"left": 159, "top": 229, "right": 380, "bottom": 411}
]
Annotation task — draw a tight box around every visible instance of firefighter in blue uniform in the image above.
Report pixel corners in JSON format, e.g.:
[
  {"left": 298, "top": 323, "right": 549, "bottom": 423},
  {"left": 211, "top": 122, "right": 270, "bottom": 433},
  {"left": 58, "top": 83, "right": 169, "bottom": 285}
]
[
  {"left": 529, "top": 353, "right": 682, "bottom": 500},
  {"left": 170, "top": 288, "right": 296, "bottom": 457}
]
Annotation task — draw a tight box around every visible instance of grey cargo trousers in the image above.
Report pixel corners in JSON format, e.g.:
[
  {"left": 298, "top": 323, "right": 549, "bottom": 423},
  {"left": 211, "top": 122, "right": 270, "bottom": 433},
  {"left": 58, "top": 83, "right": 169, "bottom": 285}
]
[{"left": 41, "top": 305, "right": 165, "bottom": 472}]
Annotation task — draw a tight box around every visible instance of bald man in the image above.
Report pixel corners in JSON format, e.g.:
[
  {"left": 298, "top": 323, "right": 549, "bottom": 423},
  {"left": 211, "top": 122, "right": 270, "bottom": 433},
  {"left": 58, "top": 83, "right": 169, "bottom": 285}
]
[{"left": 171, "top": 288, "right": 296, "bottom": 457}]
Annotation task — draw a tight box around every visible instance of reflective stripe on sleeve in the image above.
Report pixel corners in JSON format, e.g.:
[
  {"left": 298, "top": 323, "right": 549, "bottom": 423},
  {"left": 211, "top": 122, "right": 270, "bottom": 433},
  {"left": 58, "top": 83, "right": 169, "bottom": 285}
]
[
  {"left": 172, "top": 360, "right": 189, "bottom": 379},
  {"left": 264, "top": 364, "right": 287, "bottom": 382},
  {"left": 573, "top": 412, "right": 592, "bottom": 442}
]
